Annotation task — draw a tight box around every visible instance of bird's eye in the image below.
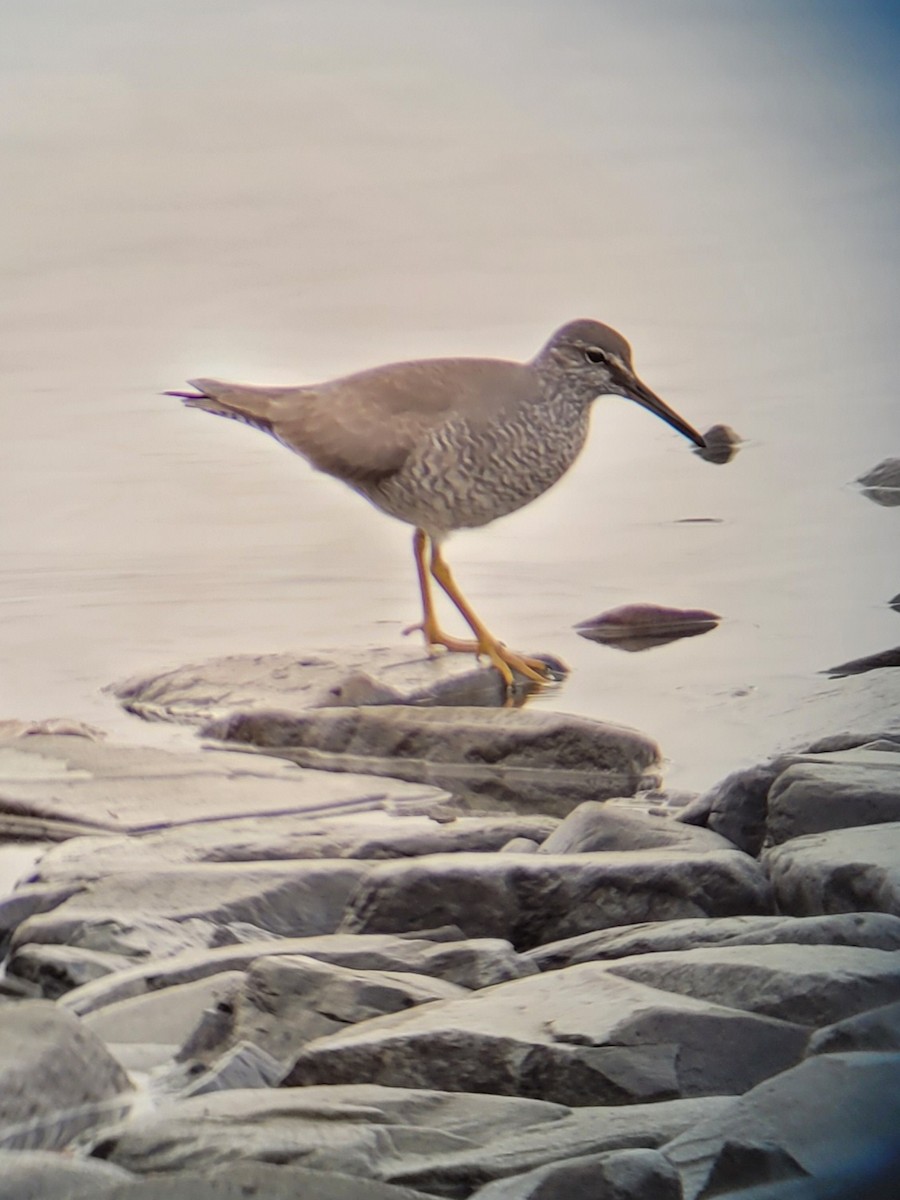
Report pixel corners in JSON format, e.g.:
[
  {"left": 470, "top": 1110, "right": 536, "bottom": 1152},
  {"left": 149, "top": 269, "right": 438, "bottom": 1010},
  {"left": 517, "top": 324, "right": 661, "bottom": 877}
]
[{"left": 583, "top": 348, "right": 607, "bottom": 365}]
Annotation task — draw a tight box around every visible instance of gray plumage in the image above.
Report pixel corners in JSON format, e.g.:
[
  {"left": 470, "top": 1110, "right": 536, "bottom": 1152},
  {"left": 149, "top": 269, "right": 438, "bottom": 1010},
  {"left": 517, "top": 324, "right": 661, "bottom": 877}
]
[{"left": 168, "top": 318, "right": 704, "bottom": 541}]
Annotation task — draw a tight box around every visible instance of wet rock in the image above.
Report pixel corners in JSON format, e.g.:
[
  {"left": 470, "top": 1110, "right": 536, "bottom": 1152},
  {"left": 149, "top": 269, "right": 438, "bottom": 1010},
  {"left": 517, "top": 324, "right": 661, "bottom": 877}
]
[
  {"left": 663, "top": 1052, "right": 900, "bottom": 1200},
  {"left": 575, "top": 603, "right": 720, "bottom": 652},
  {"left": 765, "top": 822, "right": 900, "bottom": 917},
  {"left": 202, "top": 707, "right": 661, "bottom": 815},
  {"left": 806, "top": 999, "right": 900, "bottom": 1056},
  {"left": 539, "top": 801, "right": 733, "bottom": 854},
  {"left": 0, "top": 1150, "right": 134, "bottom": 1200},
  {"left": 825, "top": 645, "right": 900, "bottom": 676},
  {"left": 389, "top": 1096, "right": 733, "bottom": 1195},
  {"left": 701, "top": 764, "right": 780, "bottom": 856},
  {"left": 32, "top": 811, "right": 558, "bottom": 884},
  {"left": 109, "top": 647, "right": 541, "bottom": 725},
  {"left": 340, "top": 849, "right": 772, "bottom": 948},
  {"left": 61, "top": 932, "right": 534, "bottom": 1017},
  {"left": 526, "top": 912, "right": 900, "bottom": 970},
  {"left": 0, "top": 733, "right": 448, "bottom": 834},
  {"left": 470, "top": 1147, "right": 680, "bottom": 1199},
  {"left": 599, "top": 943, "right": 900, "bottom": 1027},
  {"left": 91, "top": 1085, "right": 569, "bottom": 1176},
  {"left": 284, "top": 967, "right": 807, "bottom": 1103},
  {"left": 767, "top": 757, "right": 900, "bottom": 844},
  {"left": 183, "top": 953, "right": 467, "bottom": 1067},
  {"left": 857, "top": 457, "right": 900, "bottom": 506},
  {"left": 0, "top": 1001, "right": 132, "bottom": 1151}
]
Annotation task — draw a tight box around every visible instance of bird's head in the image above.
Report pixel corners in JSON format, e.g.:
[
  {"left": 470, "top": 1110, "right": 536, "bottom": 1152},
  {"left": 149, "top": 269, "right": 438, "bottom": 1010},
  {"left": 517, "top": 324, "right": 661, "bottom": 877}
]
[{"left": 536, "top": 318, "right": 706, "bottom": 449}]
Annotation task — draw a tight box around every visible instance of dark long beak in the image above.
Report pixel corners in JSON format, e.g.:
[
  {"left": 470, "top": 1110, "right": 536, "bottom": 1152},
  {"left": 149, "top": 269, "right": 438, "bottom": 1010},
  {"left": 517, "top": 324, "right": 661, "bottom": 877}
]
[{"left": 618, "top": 373, "right": 706, "bottom": 449}]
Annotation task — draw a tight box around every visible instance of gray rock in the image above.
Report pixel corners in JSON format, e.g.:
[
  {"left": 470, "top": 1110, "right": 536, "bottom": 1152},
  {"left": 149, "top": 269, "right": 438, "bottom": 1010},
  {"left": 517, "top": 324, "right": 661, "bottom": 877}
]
[
  {"left": 83, "top": 1160, "right": 438, "bottom": 1199},
  {"left": 664, "top": 1052, "right": 900, "bottom": 1200},
  {"left": 0, "top": 733, "right": 448, "bottom": 834},
  {"left": 470, "top": 1147, "right": 680, "bottom": 1199},
  {"left": 341, "top": 850, "right": 772, "bottom": 949},
  {"left": 186, "top": 953, "right": 467, "bottom": 1066},
  {"left": 10, "top": 860, "right": 370, "bottom": 967},
  {"left": 601, "top": 943, "right": 900, "bottom": 1027},
  {"left": 33, "top": 811, "right": 558, "bottom": 883},
  {"left": 499, "top": 837, "right": 541, "bottom": 853},
  {"left": 90, "top": 1084, "right": 569, "bottom": 1176},
  {"left": 284, "top": 965, "right": 807, "bottom": 1103},
  {"left": 83, "top": 972, "right": 245, "bottom": 1069},
  {"left": 181, "top": 1041, "right": 286, "bottom": 1095},
  {"left": 62, "top": 932, "right": 534, "bottom": 1017},
  {"left": 767, "top": 758, "right": 900, "bottom": 844},
  {"left": 110, "top": 647, "right": 530, "bottom": 724},
  {"left": 539, "top": 801, "right": 734, "bottom": 854},
  {"left": 389, "top": 1096, "right": 733, "bottom": 1195},
  {"left": 694, "top": 1138, "right": 807, "bottom": 1197},
  {"left": 0, "top": 882, "right": 83, "bottom": 954},
  {"left": 0, "top": 1001, "right": 132, "bottom": 1151},
  {"left": 765, "top": 822, "right": 900, "bottom": 916},
  {"left": 526, "top": 912, "right": 900, "bottom": 970},
  {"left": 7, "top": 943, "right": 129, "bottom": 998},
  {"left": 203, "top": 706, "right": 661, "bottom": 814},
  {"left": 806, "top": 999, "right": 900, "bottom": 1056},
  {"left": 0, "top": 1150, "right": 133, "bottom": 1200},
  {"left": 702, "top": 765, "right": 779, "bottom": 856},
  {"left": 857, "top": 457, "right": 900, "bottom": 505}
]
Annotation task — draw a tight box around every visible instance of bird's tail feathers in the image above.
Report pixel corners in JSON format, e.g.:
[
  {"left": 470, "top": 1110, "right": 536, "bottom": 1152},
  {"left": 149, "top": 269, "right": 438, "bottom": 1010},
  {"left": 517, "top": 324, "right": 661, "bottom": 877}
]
[{"left": 164, "top": 378, "right": 278, "bottom": 434}]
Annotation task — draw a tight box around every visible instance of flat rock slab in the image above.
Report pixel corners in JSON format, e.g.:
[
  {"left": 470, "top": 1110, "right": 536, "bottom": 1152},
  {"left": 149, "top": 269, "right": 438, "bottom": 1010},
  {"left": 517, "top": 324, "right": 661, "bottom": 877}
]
[
  {"left": 201, "top": 706, "right": 661, "bottom": 814},
  {"left": 90, "top": 1084, "right": 730, "bottom": 1188},
  {"left": 599, "top": 943, "right": 900, "bottom": 1027},
  {"left": 526, "top": 912, "right": 900, "bottom": 970},
  {"left": 664, "top": 1051, "right": 900, "bottom": 1199},
  {"left": 110, "top": 648, "right": 544, "bottom": 725},
  {"left": 469, "top": 1147, "right": 681, "bottom": 1200},
  {"left": 32, "top": 811, "right": 558, "bottom": 885},
  {"left": 387, "top": 1096, "right": 732, "bottom": 1195},
  {"left": 284, "top": 965, "right": 806, "bottom": 1104},
  {"left": 11, "top": 860, "right": 369, "bottom": 956},
  {"left": 766, "top": 756, "right": 900, "bottom": 844},
  {"left": 806, "top": 999, "right": 900, "bottom": 1055},
  {"left": 61, "top": 933, "right": 535, "bottom": 1017},
  {"left": 0, "top": 734, "right": 449, "bottom": 835},
  {"left": 0, "top": 1001, "right": 132, "bottom": 1151},
  {"left": 340, "top": 849, "right": 772, "bottom": 949},
  {"left": 765, "top": 821, "right": 900, "bottom": 916}
]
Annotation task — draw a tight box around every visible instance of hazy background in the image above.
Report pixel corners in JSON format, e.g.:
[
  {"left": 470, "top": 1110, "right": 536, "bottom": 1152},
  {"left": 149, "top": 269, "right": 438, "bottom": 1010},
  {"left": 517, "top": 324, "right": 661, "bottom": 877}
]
[{"left": 2, "top": 0, "right": 899, "bottom": 788}]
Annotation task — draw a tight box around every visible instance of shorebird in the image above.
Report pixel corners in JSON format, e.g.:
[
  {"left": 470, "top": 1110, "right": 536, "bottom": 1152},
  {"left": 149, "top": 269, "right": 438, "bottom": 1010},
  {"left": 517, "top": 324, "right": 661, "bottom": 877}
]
[{"left": 168, "top": 319, "right": 705, "bottom": 689}]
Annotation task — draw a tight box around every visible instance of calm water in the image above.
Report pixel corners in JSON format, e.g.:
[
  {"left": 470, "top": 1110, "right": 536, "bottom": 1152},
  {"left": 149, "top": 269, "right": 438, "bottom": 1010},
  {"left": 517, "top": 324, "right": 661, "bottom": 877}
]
[{"left": 2, "top": 0, "right": 899, "bottom": 792}]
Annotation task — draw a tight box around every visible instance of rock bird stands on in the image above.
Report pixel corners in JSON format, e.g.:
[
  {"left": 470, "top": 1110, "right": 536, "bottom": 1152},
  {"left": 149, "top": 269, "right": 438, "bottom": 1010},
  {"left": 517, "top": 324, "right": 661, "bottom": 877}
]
[{"left": 168, "top": 319, "right": 705, "bottom": 689}]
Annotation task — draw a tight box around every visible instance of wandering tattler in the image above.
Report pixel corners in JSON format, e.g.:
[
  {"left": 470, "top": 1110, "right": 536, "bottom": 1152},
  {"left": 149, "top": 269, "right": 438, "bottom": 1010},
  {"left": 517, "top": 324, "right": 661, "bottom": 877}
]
[{"left": 168, "top": 319, "right": 705, "bottom": 688}]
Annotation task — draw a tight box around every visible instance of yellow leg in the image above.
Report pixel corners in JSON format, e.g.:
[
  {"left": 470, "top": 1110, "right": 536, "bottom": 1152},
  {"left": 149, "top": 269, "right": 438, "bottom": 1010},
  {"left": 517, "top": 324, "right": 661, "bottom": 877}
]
[
  {"left": 403, "top": 529, "right": 480, "bottom": 653},
  {"left": 428, "top": 541, "right": 553, "bottom": 687}
]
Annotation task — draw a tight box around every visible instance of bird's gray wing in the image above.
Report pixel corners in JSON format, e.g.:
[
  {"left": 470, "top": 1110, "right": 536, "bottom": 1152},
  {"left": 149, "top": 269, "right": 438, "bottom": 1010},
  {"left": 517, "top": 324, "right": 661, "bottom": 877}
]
[{"left": 267, "top": 357, "right": 538, "bottom": 485}]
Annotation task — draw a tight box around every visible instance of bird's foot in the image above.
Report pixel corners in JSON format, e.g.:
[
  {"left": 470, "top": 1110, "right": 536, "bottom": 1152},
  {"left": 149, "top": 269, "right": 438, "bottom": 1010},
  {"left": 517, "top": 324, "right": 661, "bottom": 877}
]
[
  {"left": 403, "top": 621, "right": 480, "bottom": 655},
  {"left": 479, "top": 641, "right": 558, "bottom": 688}
]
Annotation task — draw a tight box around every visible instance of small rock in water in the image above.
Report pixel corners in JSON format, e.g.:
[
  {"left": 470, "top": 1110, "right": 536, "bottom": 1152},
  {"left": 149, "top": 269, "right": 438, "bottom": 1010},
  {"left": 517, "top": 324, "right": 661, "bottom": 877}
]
[
  {"left": 857, "top": 457, "right": 900, "bottom": 506},
  {"left": 694, "top": 423, "right": 742, "bottom": 464},
  {"left": 575, "top": 603, "right": 721, "bottom": 652},
  {"left": 889, "top": 593, "right": 900, "bottom": 613}
]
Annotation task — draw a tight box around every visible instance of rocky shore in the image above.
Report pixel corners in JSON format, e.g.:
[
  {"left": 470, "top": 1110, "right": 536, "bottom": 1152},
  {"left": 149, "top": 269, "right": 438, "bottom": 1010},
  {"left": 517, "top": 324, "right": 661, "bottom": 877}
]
[{"left": 1, "top": 650, "right": 899, "bottom": 1199}]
